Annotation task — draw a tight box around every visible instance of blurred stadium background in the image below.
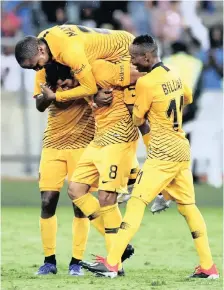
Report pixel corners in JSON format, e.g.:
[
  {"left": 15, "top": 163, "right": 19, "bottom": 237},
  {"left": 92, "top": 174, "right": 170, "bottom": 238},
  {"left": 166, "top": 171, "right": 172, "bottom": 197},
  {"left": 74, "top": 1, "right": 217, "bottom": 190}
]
[
  {"left": 1, "top": 1, "right": 223, "bottom": 289},
  {"left": 1, "top": 0, "right": 223, "bottom": 187}
]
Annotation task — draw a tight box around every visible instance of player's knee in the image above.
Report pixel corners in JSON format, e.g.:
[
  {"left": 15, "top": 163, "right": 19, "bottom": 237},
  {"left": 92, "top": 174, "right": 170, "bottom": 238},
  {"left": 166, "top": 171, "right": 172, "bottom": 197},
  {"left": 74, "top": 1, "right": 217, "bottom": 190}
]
[
  {"left": 73, "top": 204, "right": 86, "bottom": 218},
  {"left": 41, "top": 191, "right": 59, "bottom": 218},
  {"left": 68, "top": 182, "right": 89, "bottom": 200},
  {"left": 98, "top": 190, "right": 117, "bottom": 207}
]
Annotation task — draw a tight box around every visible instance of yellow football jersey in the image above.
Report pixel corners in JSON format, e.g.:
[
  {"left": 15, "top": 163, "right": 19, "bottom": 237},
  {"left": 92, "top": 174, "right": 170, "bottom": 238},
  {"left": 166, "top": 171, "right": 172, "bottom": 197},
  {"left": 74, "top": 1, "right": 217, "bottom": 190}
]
[
  {"left": 34, "top": 69, "right": 95, "bottom": 150},
  {"left": 38, "top": 25, "right": 134, "bottom": 102},
  {"left": 91, "top": 60, "right": 139, "bottom": 146},
  {"left": 133, "top": 62, "right": 192, "bottom": 162}
]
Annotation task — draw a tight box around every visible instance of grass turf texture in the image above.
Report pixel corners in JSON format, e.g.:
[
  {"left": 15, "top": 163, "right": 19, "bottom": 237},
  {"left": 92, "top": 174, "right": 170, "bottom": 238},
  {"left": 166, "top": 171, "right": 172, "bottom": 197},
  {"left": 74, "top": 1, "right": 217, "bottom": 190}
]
[{"left": 1, "top": 181, "right": 223, "bottom": 290}]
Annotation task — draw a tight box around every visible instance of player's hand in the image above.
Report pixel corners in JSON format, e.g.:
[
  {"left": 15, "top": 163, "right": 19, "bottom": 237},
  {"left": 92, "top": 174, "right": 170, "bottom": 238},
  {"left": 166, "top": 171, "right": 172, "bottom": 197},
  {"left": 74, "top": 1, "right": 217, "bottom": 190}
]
[
  {"left": 94, "top": 88, "right": 113, "bottom": 107},
  {"left": 40, "top": 84, "right": 56, "bottom": 101}
]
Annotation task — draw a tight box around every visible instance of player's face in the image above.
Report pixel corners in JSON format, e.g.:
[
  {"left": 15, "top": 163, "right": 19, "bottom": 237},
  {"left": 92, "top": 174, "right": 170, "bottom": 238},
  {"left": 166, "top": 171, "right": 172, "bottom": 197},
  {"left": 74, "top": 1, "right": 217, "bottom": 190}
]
[
  {"left": 21, "top": 45, "right": 50, "bottom": 71},
  {"left": 129, "top": 45, "right": 149, "bottom": 72},
  {"left": 57, "top": 78, "right": 79, "bottom": 90}
]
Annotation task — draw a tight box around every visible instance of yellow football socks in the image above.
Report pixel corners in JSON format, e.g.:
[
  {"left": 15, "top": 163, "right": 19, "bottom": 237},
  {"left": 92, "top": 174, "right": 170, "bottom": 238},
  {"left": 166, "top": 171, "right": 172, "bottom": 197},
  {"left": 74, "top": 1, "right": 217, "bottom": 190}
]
[
  {"left": 72, "top": 217, "right": 90, "bottom": 260},
  {"left": 107, "top": 197, "right": 146, "bottom": 266},
  {"left": 100, "top": 203, "right": 122, "bottom": 252},
  {"left": 40, "top": 215, "right": 57, "bottom": 257},
  {"left": 73, "top": 193, "right": 105, "bottom": 236},
  {"left": 178, "top": 204, "right": 213, "bottom": 269}
]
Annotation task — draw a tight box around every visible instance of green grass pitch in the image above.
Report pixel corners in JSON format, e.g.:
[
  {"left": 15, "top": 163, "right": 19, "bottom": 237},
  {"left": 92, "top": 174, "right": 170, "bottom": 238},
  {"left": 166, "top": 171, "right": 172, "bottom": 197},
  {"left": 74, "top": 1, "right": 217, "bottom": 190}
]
[{"left": 1, "top": 180, "right": 223, "bottom": 290}]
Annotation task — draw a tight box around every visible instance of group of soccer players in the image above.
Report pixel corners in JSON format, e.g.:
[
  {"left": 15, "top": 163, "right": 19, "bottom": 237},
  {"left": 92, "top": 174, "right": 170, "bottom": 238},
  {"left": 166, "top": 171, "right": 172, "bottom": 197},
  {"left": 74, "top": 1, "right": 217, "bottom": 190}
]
[{"left": 15, "top": 24, "right": 219, "bottom": 279}]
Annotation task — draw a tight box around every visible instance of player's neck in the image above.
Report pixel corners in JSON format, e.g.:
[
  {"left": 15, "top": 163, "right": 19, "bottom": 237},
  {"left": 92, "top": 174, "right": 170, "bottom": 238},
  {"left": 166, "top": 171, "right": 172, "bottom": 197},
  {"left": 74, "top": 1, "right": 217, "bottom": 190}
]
[{"left": 150, "top": 58, "right": 161, "bottom": 70}]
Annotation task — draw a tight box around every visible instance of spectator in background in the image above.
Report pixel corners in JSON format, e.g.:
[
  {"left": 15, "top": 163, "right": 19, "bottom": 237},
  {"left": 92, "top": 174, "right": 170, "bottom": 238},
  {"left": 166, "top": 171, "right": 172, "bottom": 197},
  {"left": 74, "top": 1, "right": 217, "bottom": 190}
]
[
  {"left": 95, "top": 1, "right": 128, "bottom": 29},
  {"left": 152, "top": 1, "right": 184, "bottom": 55},
  {"left": 41, "top": 1, "right": 67, "bottom": 26},
  {"left": 1, "top": 0, "right": 34, "bottom": 36},
  {"left": 127, "top": 1, "right": 152, "bottom": 35},
  {"left": 180, "top": 0, "right": 210, "bottom": 51},
  {"left": 191, "top": 24, "right": 223, "bottom": 188},
  {"left": 1, "top": 46, "right": 21, "bottom": 92},
  {"left": 79, "top": 1, "right": 99, "bottom": 28}
]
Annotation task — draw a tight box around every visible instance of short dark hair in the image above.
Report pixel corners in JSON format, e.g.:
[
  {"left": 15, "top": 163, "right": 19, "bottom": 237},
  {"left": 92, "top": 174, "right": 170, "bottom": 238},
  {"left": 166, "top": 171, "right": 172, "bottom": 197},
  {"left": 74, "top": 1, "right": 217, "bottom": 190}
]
[
  {"left": 45, "top": 61, "right": 72, "bottom": 90},
  {"left": 171, "top": 41, "right": 188, "bottom": 54},
  {"left": 132, "top": 34, "right": 158, "bottom": 56},
  {"left": 15, "top": 36, "right": 39, "bottom": 64}
]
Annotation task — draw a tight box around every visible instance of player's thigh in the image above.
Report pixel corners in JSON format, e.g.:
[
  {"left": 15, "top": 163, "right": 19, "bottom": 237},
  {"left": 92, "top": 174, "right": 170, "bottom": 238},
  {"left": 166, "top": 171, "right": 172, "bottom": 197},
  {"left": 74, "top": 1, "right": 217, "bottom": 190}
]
[
  {"left": 165, "top": 161, "right": 195, "bottom": 205},
  {"left": 66, "top": 148, "right": 86, "bottom": 182},
  {"left": 97, "top": 141, "right": 137, "bottom": 192},
  {"left": 39, "top": 148, "right": 67, "bottom": 191},
  {"left": 70, "top": 144, "right": 99, "bottom": 187},
  {"left": 132, "top": 159, "right": 178, "bottom": 205}
]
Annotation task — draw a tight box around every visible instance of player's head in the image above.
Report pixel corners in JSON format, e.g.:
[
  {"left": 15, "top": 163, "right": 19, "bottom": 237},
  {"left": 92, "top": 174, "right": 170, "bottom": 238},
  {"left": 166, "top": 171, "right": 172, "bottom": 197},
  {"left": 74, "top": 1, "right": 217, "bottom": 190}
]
[
  {"left": 45, "top": 61, "right": 78, "bottom": 91},
  {"left": 171, "top": 41, "right": 188, "bottom": 54},
  {"left": 15, "top": 36, "right": 51, "bottom": 71},
  {"left": 129, "top": 35, "right": 159, "bottom": 72}
]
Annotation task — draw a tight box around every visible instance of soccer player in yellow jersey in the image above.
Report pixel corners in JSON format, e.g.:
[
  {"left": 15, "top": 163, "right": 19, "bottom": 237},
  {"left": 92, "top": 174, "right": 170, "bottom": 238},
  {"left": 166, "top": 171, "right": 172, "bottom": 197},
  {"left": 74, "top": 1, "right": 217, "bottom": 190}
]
[
  {"left": 81, "top": 35, "right": 219, "bottom": 279},
  {"left": 14, "top": 24, "right": 134, "bottom": 102},
  {"left": 34, "top": 60, "right": 141, "bottom": 276},
  {"left": 66, "top": 59, "right": 140, "bottom": 274},
  {"left": 33, "top": 61, "right": 96, "bottom": 276}
]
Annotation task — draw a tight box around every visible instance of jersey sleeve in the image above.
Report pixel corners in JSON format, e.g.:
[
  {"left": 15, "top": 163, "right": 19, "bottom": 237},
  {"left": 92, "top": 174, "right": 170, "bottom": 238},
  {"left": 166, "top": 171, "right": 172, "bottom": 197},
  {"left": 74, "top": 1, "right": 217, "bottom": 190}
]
[
  {"left": 183, "top": 82, "right": 193, "bottom": 105},
  {"left": 33, "top": 69, "right": 46, "bottom": 97},
  {"left": 55, "top": 39, "right": 97, "bottom": 102},
  {"left": 133, "top": 78, "right": 153, "bottom": 126}
]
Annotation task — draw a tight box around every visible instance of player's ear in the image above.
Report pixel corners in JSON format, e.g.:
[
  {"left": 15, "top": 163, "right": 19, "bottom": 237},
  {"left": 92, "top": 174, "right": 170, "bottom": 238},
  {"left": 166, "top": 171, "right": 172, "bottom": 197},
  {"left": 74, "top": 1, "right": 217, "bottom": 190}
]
[{"left": 145, "top": 52, "right": 150, "bottom": 62}]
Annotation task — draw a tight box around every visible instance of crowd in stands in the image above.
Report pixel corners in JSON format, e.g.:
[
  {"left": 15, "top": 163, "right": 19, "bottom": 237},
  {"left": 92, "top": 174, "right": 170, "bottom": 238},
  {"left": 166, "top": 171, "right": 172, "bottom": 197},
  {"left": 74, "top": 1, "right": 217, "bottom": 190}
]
[{"left": 1, "top": 1, "right": 223, "bottom": 186}]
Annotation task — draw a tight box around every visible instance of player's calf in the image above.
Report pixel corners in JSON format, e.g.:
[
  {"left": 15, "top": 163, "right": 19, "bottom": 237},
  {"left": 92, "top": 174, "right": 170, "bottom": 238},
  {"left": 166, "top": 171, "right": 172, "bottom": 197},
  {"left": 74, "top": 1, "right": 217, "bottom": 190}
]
[{"left": 39, "top": 191, "right": 59, "bottom": 275}]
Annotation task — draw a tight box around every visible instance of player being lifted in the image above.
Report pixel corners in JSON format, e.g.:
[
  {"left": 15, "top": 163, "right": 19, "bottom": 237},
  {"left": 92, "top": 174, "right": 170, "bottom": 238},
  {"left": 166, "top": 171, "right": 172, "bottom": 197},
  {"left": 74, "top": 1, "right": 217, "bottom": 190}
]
[
  {"left": 81, "top": 35, "right": 219, "bottom": 279},
  {"left": 15, "top": 24, "right": 134, "bottom": 103}
]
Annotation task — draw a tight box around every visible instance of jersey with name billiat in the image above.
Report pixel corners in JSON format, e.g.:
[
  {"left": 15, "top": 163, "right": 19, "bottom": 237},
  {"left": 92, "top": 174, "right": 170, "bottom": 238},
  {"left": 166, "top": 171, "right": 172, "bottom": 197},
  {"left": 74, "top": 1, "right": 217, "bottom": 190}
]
[{"left": 133, "top": 62, "right": 193, "bottom": 162}]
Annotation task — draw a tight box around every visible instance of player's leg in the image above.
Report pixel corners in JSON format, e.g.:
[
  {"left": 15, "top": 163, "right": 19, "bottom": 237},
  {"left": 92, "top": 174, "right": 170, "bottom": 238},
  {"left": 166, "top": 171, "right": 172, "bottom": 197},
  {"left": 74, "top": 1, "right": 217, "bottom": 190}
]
[
  {"left": 166, "top": 161, "right": 219, "bottom": 279},
  {"left": 97, "top": 141, "right": 137, "bottom": 254},
  {"left": 81, "top": 159, "right": 177, "bottom": 276},
  {"left": 68, "top": 204, "right": 89, "bottom": 276},
  {"left": 37, "top": 148, "right": 67, "bottom": 275},
  {"left": 68, "top": 145, "right": 105, "bottom": 236},
  {"left": 117, "top": 154, "right": 140, "bottom": 204},
  {"left": 66, "top": 148, "right": 90, "bottom": 276}
]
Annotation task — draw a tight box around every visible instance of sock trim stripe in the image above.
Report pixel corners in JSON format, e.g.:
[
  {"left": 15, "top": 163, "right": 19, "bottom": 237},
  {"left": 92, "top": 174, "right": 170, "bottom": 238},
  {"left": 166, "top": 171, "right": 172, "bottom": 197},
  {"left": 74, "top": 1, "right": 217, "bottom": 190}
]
[
  {"left": 105, "top": 227, "right": 119, "bottom": 234},
  {"left": 191, "top": 231, "right": 202, "bottom": 239},
  {"left": 88, "top": 212, "right": 100, "bottom": 221}
]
